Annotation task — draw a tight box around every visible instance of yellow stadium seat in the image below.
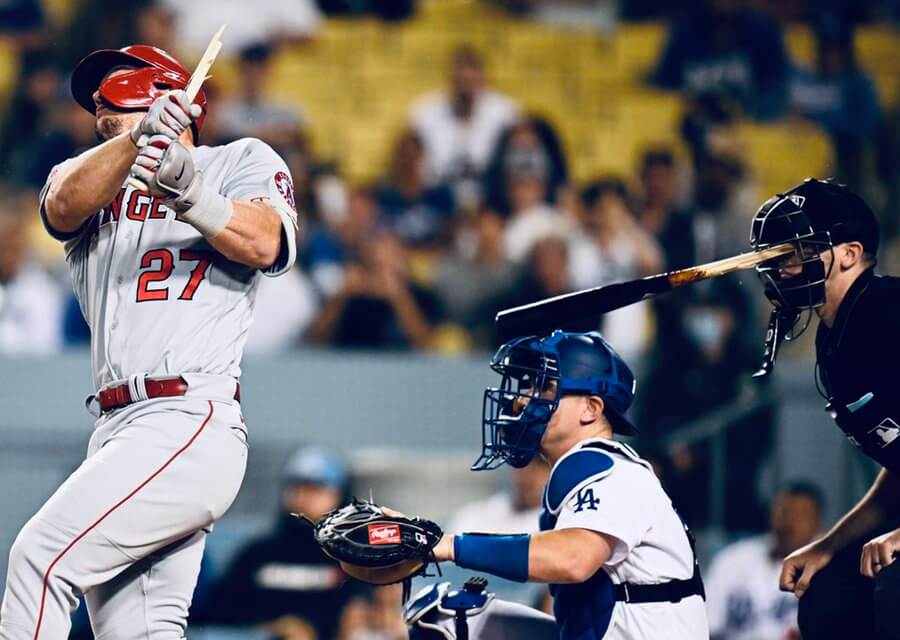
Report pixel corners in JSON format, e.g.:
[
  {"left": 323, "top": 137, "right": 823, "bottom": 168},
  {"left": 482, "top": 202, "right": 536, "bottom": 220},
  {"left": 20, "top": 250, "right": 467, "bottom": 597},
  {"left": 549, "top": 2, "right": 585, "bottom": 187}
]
[
  {"left": 0, "top": 41, "right": 19, "bottom": 107},
  {"left": 786, "top": 24, "right": 816, "bottom": 67},
  {"left": 737, "top": 121, "right": 834, "bottom": 197},
  {"left": 613, "top": 23, "right": 667, "bottom": 82}
]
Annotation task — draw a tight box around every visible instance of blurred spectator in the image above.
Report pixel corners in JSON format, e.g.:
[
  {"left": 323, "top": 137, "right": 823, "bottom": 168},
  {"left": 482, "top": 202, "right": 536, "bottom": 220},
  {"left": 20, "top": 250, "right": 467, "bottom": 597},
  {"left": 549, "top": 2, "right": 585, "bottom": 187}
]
[
  {"left": 482, "top": 115, "right": 568, "bottom": 216},
  {"left": 637, "top": 143, "right": 766, "bottom": 531},
  {"left": 307, "top": 229, "right": 442, "bottom": 350},
  {"left": 160, "top": 0, "right": 321, "bottom": 52},
  {"left": 218, "top": 43, "right": 306, "bottom": 149},
  {"left": 434, "top": 210, "right": 518, "bottom": 348},
  {"left": 649, "top": 0, "right": 789, "bottom": 120},
  {"left": 635, "top": 146, "right": 714, "bottom": 292},
  {"left": 57, "top": 0, "right": 176, "bottom": 69},
  {"left": 134, "top": 0, "right": 178, "bottom": 53},
  {"left": 690, "top": 148, "right": 755, "bottom": 260},
  {"left": 447, "top": 459, "right": 549, "bottom": 534},
  {"left": 25, "top": 100, "right": 96, "bottom": 189},
  {"left": 789, "top": 25, "right": 881, "bottom": 190},
  {"left": 501, "top": 145, "right": 574, "bottom": 263},
  {"left": 0, "top": 192, "right": 64, "bottom": 355},
  {"left": 410, "top": 46, "right": 520, "bottom": 208},
  {"left": 374, "top": 130, "right": 456, "bottom": 250},
  {"left": 302, "top": 184, "right": 373, "bottom": 297},
  {"left": 569, "top": 178, "right": 662, "bottom": 359},
  {"left": 338, "top": 583, "right": 407, "bottom": 640},
  {"left": 637, "top": 147, "right": 686, "bottom": 249},
  {"left": 196, "top": 446, "right": 364, "bottom": 639},
  {"left": 570, "top": 178, "right": 662, "bottom": 286},
  {"left": 245, "top": 266, "right": 319, "bottom": 354},
  {"left": 0, "top": 0, "right": 47, "bottom": 49},
  {"left": 316, "top": 0, "right": 415, "bottom": 21},
  {"left": 0, "top": 51, "right": 62, "bottom": 183},
  {"left": 488, "top": 0, "right": 618, "bottom": 34},
  {"left": 497, "top": 235, "right": 572, "bottom": 339},
  {"left": 706, "top": 482, "right": 824, "bottom": 640},
  {"left": 639, "top": 271, "right": 771, "bottom": 531}
]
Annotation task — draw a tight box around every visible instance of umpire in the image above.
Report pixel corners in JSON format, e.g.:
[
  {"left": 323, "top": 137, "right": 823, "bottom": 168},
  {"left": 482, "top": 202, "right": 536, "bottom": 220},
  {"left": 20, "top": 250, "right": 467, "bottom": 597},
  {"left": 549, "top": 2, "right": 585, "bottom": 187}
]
[{"left": 750, "top": 178, "right": 900, "bottom": 639}]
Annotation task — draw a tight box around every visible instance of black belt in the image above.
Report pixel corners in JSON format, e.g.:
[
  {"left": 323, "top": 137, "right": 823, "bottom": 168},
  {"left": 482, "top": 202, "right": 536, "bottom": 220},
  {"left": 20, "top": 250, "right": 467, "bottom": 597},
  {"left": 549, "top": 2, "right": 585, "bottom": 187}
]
[{"left": 613, "top": 564, "right": 705, "bottom": 604}]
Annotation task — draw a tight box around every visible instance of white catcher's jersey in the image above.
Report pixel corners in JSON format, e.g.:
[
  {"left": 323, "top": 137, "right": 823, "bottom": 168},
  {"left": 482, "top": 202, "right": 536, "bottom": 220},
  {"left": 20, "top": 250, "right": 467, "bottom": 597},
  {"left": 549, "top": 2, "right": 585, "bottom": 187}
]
[
  {"left": 543, "top": 438, "right": 709, "bottom": 640},
  {"left": 40, "top": 138, "right": 298, "bottom": 389}
]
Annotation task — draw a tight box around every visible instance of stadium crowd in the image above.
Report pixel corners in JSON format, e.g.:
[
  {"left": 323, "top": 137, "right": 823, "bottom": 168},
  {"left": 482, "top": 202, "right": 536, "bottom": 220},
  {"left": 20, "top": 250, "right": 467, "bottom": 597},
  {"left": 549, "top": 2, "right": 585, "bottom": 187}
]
[{"left": 1, "top": 0, "right": 898, "bottom": 638}]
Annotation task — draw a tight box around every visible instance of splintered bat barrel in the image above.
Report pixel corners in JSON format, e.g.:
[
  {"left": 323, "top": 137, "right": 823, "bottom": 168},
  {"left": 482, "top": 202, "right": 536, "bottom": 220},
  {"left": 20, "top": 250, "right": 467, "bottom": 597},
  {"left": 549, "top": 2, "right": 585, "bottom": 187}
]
[{"left": 494, "top": 243, "right": 795, "bottom": 339}]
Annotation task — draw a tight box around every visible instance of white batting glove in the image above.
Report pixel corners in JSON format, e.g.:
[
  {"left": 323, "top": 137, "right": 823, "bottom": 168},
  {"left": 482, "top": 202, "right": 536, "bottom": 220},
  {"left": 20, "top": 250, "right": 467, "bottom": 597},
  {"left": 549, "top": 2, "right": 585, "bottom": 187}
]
[
  {"left": 129, "top": 90, "right": 201, "bottom": 146},
  {"left": 130, "top": 135, "right": 232, "bottom": 237}
]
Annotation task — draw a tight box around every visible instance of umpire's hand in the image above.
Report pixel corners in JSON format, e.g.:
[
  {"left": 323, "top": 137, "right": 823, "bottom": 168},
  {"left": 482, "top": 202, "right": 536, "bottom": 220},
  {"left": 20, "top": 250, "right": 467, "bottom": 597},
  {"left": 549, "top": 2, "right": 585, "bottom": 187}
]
[
  {"left": 861, "top": 528, "right": 900, "bottom": 578},
  {"left": 780, "top": 539, "right": 834, "bottom": 598}
]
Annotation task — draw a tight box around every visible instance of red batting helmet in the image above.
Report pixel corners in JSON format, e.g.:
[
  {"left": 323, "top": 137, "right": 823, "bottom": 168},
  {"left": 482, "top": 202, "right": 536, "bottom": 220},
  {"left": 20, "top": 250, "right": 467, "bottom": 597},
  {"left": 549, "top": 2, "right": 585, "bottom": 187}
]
[{"left": 71, "top": 45, "right": 207, "bottom": 143}]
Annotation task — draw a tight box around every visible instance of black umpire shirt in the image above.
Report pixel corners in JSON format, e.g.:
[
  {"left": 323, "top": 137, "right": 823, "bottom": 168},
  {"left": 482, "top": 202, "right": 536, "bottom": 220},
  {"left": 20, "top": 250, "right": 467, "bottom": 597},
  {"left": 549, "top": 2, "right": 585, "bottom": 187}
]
[{"left": 816, "top": 267, "right": 900, "bottom": 471}]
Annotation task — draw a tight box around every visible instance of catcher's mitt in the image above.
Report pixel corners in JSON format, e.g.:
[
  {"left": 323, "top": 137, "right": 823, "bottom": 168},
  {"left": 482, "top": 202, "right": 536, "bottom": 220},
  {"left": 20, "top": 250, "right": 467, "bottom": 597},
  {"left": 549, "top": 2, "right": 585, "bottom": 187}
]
[{"left": 313, "top": 499, "right": 443, "bottom": 585}]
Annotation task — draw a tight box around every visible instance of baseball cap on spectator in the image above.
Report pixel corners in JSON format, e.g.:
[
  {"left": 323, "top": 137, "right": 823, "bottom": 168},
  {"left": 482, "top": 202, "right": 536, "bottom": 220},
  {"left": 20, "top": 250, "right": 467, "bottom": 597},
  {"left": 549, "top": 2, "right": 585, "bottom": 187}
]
[{"left": 282, "top": 445, "right": 349, "bottom": 491}]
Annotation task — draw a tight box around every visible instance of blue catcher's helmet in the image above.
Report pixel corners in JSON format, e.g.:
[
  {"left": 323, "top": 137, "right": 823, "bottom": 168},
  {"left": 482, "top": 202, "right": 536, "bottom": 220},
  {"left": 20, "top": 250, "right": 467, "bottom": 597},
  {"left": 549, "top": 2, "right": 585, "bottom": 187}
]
[{"left": 473, "top": 330, "right": 637, "bottom": 471}]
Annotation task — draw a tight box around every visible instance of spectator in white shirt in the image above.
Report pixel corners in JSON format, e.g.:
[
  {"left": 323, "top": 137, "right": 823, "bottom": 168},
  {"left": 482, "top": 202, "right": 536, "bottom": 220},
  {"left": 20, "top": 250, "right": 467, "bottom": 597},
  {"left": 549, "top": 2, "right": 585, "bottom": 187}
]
[
  {"left": 410, "top": 46, "right": 519, "bottom": 207},
  {"left": 706, "top": 482, "right": 824, "bottom": 640},
  {"left": 502, "top": 147, "right": 573, "bottom": 263},
  {"left": 0, "top": 202, "right": 63, "bottom": 356},
  {"left": 161, "top": 0, "right": 321, "bottom": 53},
  {"left": 568, "top": 178, "right": 662, "bottom": 360},
  {"left": 447, "top": 458, "right": 549, "bottom": 535}
]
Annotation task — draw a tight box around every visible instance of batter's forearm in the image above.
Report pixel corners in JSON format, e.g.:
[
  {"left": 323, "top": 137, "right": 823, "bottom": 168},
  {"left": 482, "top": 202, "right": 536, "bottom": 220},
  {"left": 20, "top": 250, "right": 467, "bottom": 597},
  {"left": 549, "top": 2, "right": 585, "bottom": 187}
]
[
  {"left": 44, "top": 132, "right": 139, "bottom": 232},
  {"left": 206, "top": 201, "right": 283, "bottom": 269},
  {"left": 822, "top": 469, "right": 900, "bottom": 551}
]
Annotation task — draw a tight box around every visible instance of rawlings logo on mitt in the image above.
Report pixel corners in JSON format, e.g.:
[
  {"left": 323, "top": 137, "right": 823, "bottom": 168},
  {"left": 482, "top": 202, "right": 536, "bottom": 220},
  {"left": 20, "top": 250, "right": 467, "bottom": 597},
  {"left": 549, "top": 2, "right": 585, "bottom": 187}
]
[{"left": 313, "top": 499, "right": 443, "bottom": 585}]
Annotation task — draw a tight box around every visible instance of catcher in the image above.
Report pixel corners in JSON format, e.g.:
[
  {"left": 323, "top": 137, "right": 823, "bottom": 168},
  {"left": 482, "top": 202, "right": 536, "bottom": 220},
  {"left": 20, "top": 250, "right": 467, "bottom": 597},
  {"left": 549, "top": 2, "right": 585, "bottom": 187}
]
[{"left": 316, "top": 330, "right": 709, "bottom": 640}]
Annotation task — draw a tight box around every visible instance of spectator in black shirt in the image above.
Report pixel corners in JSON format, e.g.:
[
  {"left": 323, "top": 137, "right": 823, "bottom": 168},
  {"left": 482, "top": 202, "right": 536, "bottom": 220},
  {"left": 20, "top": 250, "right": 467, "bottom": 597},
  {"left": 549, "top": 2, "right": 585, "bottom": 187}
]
[
  {"left": 307, "top": 230, "right": 441, "bottom": 350},
  {"left": 649, "top": 0, "right": 789, "bottom": 120},
  {"left": 749, "top": 178, "right": 900, "bottom": 640},
  {"left": 374, "top": 130, "right": 456, "bottom": 250},
  {"left": 195, "top": 445, "right": 362, "bottom": 639}
]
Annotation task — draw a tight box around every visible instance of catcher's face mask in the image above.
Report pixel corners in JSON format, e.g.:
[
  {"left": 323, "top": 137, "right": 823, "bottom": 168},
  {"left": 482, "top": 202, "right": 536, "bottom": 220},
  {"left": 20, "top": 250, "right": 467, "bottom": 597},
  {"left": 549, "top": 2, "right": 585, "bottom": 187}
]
[{"left": 473, "top": 336, "right": 560, "bottom": 471}]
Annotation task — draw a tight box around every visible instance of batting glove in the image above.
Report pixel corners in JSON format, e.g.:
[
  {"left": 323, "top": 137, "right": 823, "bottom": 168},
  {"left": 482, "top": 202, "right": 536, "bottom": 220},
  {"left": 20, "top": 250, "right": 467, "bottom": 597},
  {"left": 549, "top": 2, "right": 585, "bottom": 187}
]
[
  {"left": 131, "top": 135, "right": 233, "bottom": 237},
  {"left": 130, "top": 90, "right": 201, "bottom": 147}
]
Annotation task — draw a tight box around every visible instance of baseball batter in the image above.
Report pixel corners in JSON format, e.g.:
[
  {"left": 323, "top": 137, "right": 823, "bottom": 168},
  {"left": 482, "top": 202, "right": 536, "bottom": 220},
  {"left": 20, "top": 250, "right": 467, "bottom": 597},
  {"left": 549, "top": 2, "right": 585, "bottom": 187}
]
[
  {"left": 431, "top": 330, "right": 709, "bottom": 639},
  {"left": 0, "top": 45, "right": 297, "bottom": 639}
]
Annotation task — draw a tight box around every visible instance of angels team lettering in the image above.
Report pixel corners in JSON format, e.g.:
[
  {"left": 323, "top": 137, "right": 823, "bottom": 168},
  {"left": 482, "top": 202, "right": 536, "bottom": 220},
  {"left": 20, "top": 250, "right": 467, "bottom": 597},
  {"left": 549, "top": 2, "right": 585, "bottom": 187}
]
[
  {"left": 136, "top": 249, "right": 213, "bottom": 302},
  {"left": 99, "top": 187, "right": 190, "bottom": 227}
]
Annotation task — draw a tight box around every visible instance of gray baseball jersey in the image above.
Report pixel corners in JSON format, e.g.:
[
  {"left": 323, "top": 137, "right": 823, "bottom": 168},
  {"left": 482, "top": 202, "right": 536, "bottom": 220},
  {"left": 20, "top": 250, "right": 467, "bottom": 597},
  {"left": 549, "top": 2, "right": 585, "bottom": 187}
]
[
  {"left": 47, "top": 137, "right": 298, "bottom": 389},
  {"left": 0, "top": 137, "right": 297, "bottom": 640}
]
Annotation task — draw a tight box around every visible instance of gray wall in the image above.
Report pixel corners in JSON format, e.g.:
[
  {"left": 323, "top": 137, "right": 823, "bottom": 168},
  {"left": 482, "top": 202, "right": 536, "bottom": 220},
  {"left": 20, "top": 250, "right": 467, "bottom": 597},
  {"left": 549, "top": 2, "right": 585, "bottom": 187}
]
[{"left": 0, "top": 350, "right": 871, "bottom": 584}]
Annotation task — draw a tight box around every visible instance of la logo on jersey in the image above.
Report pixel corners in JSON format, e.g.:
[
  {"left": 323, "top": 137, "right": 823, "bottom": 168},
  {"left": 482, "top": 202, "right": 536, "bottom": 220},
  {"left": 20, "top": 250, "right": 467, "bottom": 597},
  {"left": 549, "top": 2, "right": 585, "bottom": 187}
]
[
  {"left": 368, "top": 524, "right": 401, "bottom": 545},
  {"left": 573, "top": 487, "right": 600, "bottom": 513}
]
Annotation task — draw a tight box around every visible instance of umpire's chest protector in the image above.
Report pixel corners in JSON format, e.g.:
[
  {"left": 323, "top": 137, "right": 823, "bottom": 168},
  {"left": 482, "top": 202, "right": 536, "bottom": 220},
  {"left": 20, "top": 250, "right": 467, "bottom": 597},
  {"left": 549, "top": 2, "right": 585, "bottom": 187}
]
[{"left": 816, "top": 270, "right": 900, "bottom": 470}]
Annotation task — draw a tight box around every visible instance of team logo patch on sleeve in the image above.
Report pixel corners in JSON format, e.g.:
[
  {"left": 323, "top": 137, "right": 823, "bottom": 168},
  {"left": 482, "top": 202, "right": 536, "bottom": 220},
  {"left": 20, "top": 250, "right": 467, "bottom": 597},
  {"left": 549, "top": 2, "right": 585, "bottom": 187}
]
[
  {"left": 274, "top": 171, "right": 296, "bottom": 211},
  {"left": 368, "top": 524, "right": 402, "bottom": 545}
]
